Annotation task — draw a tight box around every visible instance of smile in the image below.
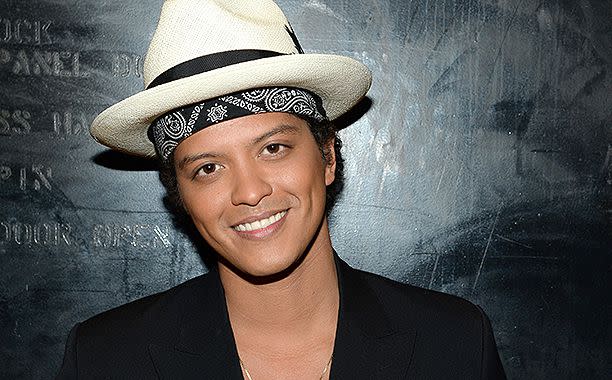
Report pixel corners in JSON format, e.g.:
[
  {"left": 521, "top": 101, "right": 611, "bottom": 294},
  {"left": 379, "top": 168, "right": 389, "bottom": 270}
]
[{"left": 233, "top": 210, "right": 287, "bottom": 232}]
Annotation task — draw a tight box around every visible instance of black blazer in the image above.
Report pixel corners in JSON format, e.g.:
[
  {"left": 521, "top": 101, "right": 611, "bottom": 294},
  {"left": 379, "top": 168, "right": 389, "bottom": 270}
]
[{"left": 57, "top": 256, "right": 506, "bottom": 379}]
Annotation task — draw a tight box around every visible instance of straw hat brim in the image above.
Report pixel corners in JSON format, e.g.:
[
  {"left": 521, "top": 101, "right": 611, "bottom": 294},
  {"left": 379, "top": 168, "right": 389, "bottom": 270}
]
[{"left": 91, "top": 53, "right": 371, "bottom": 158}]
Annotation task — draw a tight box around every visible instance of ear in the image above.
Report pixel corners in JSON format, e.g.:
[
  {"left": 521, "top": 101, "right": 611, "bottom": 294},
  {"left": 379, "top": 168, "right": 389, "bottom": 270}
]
[{"left": 324, "top": 137, "right": 336, "bottom": 186}]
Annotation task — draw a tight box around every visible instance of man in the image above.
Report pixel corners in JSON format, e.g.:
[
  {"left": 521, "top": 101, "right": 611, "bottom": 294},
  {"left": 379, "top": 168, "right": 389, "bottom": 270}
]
[{"left": 58, "top": 0, "right": 506, "bottom": 378}]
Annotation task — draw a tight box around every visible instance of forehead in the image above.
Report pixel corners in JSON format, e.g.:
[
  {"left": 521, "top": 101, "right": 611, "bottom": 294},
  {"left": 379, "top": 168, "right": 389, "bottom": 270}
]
[{"left": 173, "top": 112, "right": 311, "bottom": 157}]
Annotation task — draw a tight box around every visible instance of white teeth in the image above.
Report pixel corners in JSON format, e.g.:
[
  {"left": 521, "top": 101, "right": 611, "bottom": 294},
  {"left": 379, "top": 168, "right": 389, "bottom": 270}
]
[{"left": 234, "top": 211, "right": 286, "bottom": 232}]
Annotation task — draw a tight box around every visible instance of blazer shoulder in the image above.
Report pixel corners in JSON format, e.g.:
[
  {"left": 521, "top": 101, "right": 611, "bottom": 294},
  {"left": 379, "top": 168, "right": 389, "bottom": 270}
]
[
  {"left": 77, "top": 272, "right": 212, "bottom": 341},
  {"left": 58, "top": 271, "right": 233, "bottom": 378},
  {"left": 352, "top": 266, "right": 483, "bottom": 326},
  {"left": 348, "top": 267, "right": 506, "bottom": 379}
]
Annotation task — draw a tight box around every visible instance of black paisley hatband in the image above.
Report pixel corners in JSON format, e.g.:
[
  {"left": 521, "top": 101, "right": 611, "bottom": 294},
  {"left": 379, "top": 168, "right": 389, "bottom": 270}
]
[{"left": 148, "top": 87, "right": 328, "bottom": 162}]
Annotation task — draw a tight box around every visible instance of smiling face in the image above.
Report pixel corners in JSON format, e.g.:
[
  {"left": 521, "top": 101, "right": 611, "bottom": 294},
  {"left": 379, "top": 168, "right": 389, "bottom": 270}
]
[{"left": 173, "top": 112, "right": 336, "bottom": 278}]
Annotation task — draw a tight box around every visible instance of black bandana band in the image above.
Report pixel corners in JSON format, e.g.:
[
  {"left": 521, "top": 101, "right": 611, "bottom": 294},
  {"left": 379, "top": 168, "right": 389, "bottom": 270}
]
[{"left": 148, "top": 87, "right": 327, "bottom": 161}]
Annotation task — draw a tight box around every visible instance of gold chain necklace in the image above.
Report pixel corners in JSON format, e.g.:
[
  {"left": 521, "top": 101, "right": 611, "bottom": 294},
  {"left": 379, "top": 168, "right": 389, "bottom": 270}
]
[{"left": 239, "top": 354, "right": 333, "bottom": 380}]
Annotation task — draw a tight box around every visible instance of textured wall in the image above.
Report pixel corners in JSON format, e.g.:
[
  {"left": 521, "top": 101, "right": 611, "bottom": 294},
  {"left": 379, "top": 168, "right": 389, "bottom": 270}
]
[{"left": 0, "top": 0, "right": 610, "bottom": 378}]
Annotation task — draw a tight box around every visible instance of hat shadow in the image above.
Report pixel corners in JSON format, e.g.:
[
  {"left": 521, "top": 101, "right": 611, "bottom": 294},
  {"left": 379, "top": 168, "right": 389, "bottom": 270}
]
[
  {"left": 92, "top": 150, "right": 159, "bottom": 171},
  {"left": 334, "top": 96, "right": 372, "bottom": 130}
]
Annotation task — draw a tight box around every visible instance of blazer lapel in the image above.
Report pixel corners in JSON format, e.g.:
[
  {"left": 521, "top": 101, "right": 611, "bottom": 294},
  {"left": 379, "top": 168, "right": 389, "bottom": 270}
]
[
  {"left": 148, "top": 268, "right": 243, "bottom": 380},
  {"left": 330, "top": 257, "right": 417, "bottom": 379}
]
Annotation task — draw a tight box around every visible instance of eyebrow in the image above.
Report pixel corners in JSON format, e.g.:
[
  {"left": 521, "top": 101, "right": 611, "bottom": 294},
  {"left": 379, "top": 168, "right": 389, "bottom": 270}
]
[
  {"left": 177, "top": 152, "right": 221, "bottom": 171},
  {"left": 176, "top": 123, "right": 302, "bottom": 171},
  {"left": 250, "top": 123, "right": 302, "bottom": 146}
]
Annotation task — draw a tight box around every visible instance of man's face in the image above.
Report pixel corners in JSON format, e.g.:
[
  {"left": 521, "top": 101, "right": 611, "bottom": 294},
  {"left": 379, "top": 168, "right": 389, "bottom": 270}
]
[{"left": 173, "top": 112, "right": 335, "bottom": 277}]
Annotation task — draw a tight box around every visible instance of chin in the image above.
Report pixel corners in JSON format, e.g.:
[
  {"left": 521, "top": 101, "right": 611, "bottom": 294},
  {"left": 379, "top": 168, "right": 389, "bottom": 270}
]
[{"left": 223, "top": 249, "right": 305, "bottom": 281}]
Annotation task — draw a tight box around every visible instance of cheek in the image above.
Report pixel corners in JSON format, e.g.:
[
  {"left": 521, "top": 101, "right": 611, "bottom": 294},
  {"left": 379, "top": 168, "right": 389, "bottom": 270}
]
[
  {"left": 178, "top": 182, "right": 223, "bottom": 223},
  {"left": 183, "top": 193, "right": 227, "bottom": 249},
  {"left": 277, "top": 157, "right": 327, "bottom": 201}
]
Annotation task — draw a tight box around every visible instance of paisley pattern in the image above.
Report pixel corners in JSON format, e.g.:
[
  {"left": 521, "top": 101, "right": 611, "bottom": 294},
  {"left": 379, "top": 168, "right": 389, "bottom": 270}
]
[
  {"left": 267, "top": 88, "right": 320, "bottom": 120},
  {"left": 206, "top": 103, "right": 229, "bottom": 123},
  {"left": 242, "top": 88, "right": 271, "bottom": 102},
  {"left": 149, "top": 87, "right": 327, "bottom": 161},
  {"left": 165, "top": 111, "right": 189, "bottom": 139}
]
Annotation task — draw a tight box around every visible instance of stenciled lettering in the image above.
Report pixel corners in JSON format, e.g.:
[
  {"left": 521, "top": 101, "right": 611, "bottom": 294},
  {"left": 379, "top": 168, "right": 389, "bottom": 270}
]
[
  {"left": 92, "top": 224, "right": 174, "bottom": 249},
  {"left": 13, "top": 222, "right": 32, "bottom": 245},
  {"left": 0, "top": 18, "right": 52, "bottom": 45},
  {"left": 0, "top": 221, "right": 72, "bottom": 246},
  {"left": 30, "top": 164, "right": 52, "bottom": 191},
  {"left": 0, "top": 165, "right": 11, "bottom": 180},
  {"left": 0, "top": 109, "right": 31, "bottom": 135},
  {"left": 0, "top": 163, "right": 52, "bottom": 191},
  {"left": 53, "top": 110, "right": 94, "bottom": 136},
  {"left": 153, "top": 225, "right": 171, "bottom": 248},
  {"left": 0, "top": 222, "right": 9, "bottom": 242},
  {"left": 112, "top": 53, "right": 143, "bottom": 78},
  {"left": 0, "top": 107, "right": 98, "bottom": 136},
  {"left": 0, "top": 48, "right": 89, "bottom": 77}
]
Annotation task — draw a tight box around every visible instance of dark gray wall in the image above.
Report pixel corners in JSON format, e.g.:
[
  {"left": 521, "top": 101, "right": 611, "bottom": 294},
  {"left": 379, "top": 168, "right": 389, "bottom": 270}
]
[{"left": 1, "top": 0, "right": 610, "bottom": 378}]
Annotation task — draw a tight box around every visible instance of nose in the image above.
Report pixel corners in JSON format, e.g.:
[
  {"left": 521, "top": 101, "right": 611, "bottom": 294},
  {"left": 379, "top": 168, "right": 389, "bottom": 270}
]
[{"left": 230, "top": 165, "right": 273, "bottom": 207}]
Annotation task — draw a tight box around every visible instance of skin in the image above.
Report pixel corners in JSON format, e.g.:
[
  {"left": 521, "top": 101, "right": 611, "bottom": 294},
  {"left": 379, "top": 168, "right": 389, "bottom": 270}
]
[{"left": 173, "top": 112, "right": 339, "bottom": 379}]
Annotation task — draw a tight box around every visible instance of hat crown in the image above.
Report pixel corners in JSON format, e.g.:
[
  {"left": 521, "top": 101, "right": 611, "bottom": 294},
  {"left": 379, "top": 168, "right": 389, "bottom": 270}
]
[
  {"left": 91, "top": 0, "right": 371, "bottom": 158},
  {"left": 144, "top": 0, "right": 301, "bottom": 86}
]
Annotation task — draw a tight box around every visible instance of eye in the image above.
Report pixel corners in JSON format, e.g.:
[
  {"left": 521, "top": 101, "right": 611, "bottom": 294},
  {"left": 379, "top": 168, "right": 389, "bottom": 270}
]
[
  {"left": 260, "top": 143, "right": 289, "bottom": 158},
  {"left": 266, "top": 144, "right": 281, "bottom": 154},
  {"left": 195, "top": 163, "right": 221, "bottom": 177}
]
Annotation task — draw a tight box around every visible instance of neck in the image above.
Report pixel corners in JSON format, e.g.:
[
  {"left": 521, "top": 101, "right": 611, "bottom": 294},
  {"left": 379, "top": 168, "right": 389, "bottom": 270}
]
[{"left": 219, "top": 222, "right": 339, "bottom": 350}]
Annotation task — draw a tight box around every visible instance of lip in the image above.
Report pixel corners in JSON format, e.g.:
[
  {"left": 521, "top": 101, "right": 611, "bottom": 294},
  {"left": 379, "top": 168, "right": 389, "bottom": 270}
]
[
  {"left": 232, "top": 209, "right": 288, "bottom": 227},
  {"left": 232, "top": 210, "right": 288, "bottom": 240}
]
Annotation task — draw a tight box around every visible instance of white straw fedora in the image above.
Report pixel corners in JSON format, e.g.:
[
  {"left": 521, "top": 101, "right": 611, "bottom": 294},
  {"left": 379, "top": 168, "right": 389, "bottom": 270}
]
[{"left": 90, "top": 0, "right": 372, "bottom": 158}]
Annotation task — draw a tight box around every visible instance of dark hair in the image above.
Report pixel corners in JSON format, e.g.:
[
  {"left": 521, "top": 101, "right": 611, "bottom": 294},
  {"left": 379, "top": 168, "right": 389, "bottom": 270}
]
[{"left": 158, "top": 118, "right": 344, "bottom": 225}]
